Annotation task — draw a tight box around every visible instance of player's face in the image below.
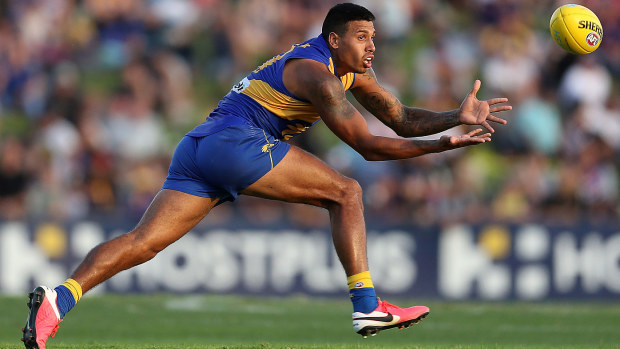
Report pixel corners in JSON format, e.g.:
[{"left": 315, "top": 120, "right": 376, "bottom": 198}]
[{"left": 331, "top": 20, "right": 375, "bottom": 75}]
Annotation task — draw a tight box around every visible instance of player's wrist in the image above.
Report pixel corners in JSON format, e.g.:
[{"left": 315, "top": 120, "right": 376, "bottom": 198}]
[
  {"left": 437, "top": 136, "right": 454, "bottom": 151},
  {"left": 443, "top": 109, "right": 462, "bottom": 127}
]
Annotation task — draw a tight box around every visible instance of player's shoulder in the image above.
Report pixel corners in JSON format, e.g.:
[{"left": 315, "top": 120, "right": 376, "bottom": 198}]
[
  {"left": 285, "top": 35, "right": 332, "bottom": 65},
  {"left": 285, "top": 58, "right": 340, "bottom": 85},
  {"left": 283, "top": 58, "right": 345, "bottom": 103}
]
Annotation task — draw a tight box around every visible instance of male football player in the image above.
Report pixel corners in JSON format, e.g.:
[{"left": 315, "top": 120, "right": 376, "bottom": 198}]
[{"left": 23, "top": 3, "right": 511, "bottom": 348}]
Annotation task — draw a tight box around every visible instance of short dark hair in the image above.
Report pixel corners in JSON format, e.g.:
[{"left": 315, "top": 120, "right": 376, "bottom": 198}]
[{"left": 321, "top": 3, "right": 375, "bottom": 41}]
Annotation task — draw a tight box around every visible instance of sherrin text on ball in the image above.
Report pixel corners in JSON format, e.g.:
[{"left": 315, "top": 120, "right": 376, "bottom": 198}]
[{"left": 550, "top": 4, "right": 602, "bottom": 54}]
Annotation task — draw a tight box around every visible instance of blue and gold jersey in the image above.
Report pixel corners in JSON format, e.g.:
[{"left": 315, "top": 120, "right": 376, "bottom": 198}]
[{"left": 187, "top": 35, "right": 356, "bottom": 140}]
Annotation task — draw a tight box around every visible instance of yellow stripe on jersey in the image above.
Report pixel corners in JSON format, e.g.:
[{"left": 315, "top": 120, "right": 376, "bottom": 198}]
[
  {"left": 242, "top": 80, "right": 320, "bottom": 124},
  {"left": 253, "top": 43, "right": 310, "bottom": 74},
  {"left": 327, "top": 57, "right": 355, "bottom": 90},
  {"left": 242, "top": 72, "right": 356, "bottom": 124},
  {"left": 328, "top": 58, "right": 335, "bottom": 75},
  {"left": 340, "top": 72, "right": 355, "bottom": 90},
  {"left": 282, "top": 123, "right": 310, "bottom": 140}
]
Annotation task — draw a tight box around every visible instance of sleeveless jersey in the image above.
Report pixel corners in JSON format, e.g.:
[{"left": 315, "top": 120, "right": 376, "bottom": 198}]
[{"left": 187, "top": 35, "right": 356, "bottom": 140}]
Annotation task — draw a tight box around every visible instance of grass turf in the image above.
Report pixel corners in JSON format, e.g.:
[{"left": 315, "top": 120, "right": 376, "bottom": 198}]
[{"left": 1, "top": 294, "right": 619, "bottom": 348}]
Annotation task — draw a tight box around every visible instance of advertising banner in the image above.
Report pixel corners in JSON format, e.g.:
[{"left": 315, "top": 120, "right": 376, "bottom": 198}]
[{"left": 1, "top": 221, "right": 619, "bottom": 300}]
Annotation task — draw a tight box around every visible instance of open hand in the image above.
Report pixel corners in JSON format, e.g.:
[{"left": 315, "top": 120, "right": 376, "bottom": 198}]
[
  {"left": 458, "top": 80, "right": 512, "bottom": 133},
  {"left": 440, "top": 128, "right": 492, "bottom": 149}
]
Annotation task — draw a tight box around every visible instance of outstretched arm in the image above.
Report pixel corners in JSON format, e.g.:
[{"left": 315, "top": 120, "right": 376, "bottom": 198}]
[
  {"left": 282, "top": 59, "right": 492, "bottom": 161},
  {"left": 350, "top": 69, "right": 511, "bottom": 137}
]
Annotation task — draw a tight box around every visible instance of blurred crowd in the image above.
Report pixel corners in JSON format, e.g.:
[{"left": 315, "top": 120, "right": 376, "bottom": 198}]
[{"left": 1, "top": 0, "right": 619, "bottom": 228}]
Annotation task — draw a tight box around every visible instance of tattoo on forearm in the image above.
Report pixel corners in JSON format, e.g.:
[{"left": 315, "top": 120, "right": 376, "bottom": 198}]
[
  {"left": 396, "top": 108, "right": 460, "bottom": 137},
  {"left": 356, "top": 69, "right": 460, "bottom": 136},
  {"left": 365, "top": 88, "right": 402, "bottom": 120},
  {"left": 362, "top": 90, "right": 458, "bottom": 136}
]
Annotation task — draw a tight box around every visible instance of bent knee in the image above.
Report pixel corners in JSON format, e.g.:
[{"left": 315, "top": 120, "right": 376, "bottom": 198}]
[
  {"left": 125, "top": 229, "right": 168, "bottom": 259},
  {"left": 329, "top": 176, "right": 363, "bottom": 207}
]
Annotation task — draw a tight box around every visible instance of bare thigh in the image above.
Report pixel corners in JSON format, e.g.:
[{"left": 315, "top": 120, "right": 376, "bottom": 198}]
[
  {"left": 130, "top": 189, "right": 220, "bottom": 250},
  {"left": 241, "top": 145, "right": 358, "bottom": 207},
  {"left": 241, "top": 145, "right": 368, "bottom": 276},
  {"left": 72, "top": 189, "right": 219, "bottom": 292}
]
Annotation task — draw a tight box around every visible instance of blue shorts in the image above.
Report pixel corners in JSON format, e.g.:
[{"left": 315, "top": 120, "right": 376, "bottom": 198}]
[{"left": 162, "top": 124, "right": 290, "bottom": 203}]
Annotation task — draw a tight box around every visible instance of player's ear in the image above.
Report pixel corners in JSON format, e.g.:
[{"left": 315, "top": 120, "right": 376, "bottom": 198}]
[{"left": 328, "top": 32, "right": 339, "bottom": 49}]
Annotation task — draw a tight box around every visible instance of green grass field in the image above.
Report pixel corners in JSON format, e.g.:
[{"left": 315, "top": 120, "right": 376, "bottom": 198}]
[{"left": 1, "top": 294, "right": 619, "bottom": 349}]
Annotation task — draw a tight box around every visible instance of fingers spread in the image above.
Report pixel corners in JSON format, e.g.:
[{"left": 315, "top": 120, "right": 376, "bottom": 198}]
[
  {"left": 487, "top": 114, "right": 507, "bottom": 124},
  {"left": 481, "top": 121, "right": 495, "bottom": 133},
  {"left": 473, "top": 133, "right": 491, "bottom": 142},
  {"left": 469, "top": 129, "right": 491, "bottom": 140},
  {"left": 467, "top": 128, "right": 484, "bottom": 136},
  {"left": 489, "top": 105, "right": 512, "bottom": 113},
  {"left": 487, "top": 97, "right": 509, "bottom": 105},
  {"left": 451, "top": 128, "right": 492, "bottom": 146}
]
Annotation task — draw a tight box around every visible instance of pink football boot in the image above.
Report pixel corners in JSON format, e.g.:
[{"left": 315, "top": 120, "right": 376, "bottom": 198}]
[
  {"left": 352, "top": 299, "right": 429, "bottom": 337},
  {"left": 22, "top": 286, "right": 62, "bottom": 349}
]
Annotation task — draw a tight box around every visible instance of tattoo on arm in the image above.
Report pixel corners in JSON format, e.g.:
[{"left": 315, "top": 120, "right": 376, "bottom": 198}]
[
  {"left": 395, "top": 107, "right": 460, "bottom": 137},
  {"left": 356, "top": 71, "right": 459, "bottom": 137},
  {"left": 363, "top": 87, "right": 402, "bottom": 124},
  {"left": 311, "top": 77, "right": 357, "bottom": 120}
]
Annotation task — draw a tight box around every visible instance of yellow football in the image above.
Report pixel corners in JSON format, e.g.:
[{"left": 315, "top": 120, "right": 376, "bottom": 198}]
[{"left": 550, "top": 4, "right": 603, "bottom": 54}]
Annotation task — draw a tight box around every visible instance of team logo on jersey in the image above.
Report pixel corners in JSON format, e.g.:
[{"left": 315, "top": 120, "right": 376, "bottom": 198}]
[
  {"left": 232, "top": 77, "right": 250, "bottom": 93},
  {"left": 262, "top": 142, "right": 274, "bottom": 153}
]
